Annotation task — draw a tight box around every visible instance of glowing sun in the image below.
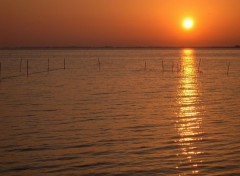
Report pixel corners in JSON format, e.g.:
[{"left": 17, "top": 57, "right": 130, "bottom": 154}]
[{"left": 183, "top": 19, "right": 193, "bottom": 29}]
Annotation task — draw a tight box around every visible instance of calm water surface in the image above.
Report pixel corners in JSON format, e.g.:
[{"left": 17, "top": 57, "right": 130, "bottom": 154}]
[{"left": 0, "top": 49, "right": 240, "bottom": 175}]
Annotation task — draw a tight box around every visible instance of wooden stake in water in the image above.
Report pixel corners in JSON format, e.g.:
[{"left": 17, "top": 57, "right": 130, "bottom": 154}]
[
  {"left": 98, "top": 58, "right": 101, "bottom": 72},
  {"left": 48, "top": 58, "right": 50, "bottom": 72},
  {"left": 198, "top": 58, "right": 202, "bottom": 73},
  {"left": 20, "top": 58, "right": 22, "bottom": 72},
  {"left": 145, "top": 61, "right": 147, "bottom": 71},
  {"left": 227, "top": 62, "right": 230, "bottom": 75},
  {"left": 172, "top": 62, "right": 174, "bottom": 72},
  {"left": 179, "top": 58, "right": 181, "bottom": 72},
  {"left": 162, "top": 59, "right": 164, "bottom": 72},
  {"left": 0, "top": 62, "right": 1, "bottom": 81},
  {"left": 64, "top": 58, "right": 66, "bottom": 70},
  {"left": 27, "top": 60, "right": 29, "bottom": 77}
]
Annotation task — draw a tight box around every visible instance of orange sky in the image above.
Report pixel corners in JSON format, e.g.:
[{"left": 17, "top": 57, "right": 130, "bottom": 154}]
[{"left": 0, "top": 0, "right": 240, "bottom": 47}]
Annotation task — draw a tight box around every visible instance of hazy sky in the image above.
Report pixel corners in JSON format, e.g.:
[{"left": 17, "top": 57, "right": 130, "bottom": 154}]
[{"left": 1, "top": 0, "right": 240, "bottom": 47}]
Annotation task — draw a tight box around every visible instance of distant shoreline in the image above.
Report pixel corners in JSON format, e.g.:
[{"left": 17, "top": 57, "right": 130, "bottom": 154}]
[{"left": 1, "top": 46, "right": 240, "bottom": 50}]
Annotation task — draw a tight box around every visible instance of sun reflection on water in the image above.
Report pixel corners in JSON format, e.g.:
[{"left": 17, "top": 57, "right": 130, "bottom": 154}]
[{"left": 176, "top": 49, "right": 203, "bottom": 175}]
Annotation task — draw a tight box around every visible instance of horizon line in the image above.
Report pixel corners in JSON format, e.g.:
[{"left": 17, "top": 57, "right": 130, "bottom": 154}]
[{"left": 1, "top": 45, "right": 240, "bottom": 50}]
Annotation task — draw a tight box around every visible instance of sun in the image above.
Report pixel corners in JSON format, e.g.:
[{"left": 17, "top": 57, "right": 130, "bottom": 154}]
[{"left": 183, "top": 19, "right": 193, "bottom": 29}]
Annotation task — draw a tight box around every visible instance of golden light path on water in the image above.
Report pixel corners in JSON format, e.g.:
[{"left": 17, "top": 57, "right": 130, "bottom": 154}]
[{"left": 176, "top": 49, "right": 203, "bottom": 175}]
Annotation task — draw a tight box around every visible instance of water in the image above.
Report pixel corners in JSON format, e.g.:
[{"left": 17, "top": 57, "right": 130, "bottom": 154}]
[{"left": 0, "top": 49, "right": 240, "bottom": 175}]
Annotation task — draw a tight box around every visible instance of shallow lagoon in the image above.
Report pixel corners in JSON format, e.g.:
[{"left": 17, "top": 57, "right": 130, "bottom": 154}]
[{"left": 0, "top": 49, "right": 240, "bottom": 175}]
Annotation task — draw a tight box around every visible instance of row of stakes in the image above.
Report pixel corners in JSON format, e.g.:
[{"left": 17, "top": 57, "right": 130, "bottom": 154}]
[
  {"left": 99, "top": 58, "right": 231, "bottom": 75},
  {"left": 0, "top": 58, "right": 66, "bottom": 81},
  {"left": 0, "top": 58, "right": 232, "bottom": 82},
  {"left": 142, "top": 59, "right": 202, "bottom": 73}
]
